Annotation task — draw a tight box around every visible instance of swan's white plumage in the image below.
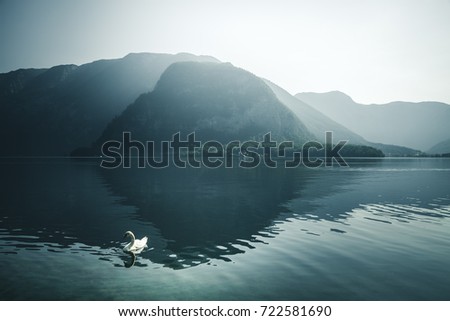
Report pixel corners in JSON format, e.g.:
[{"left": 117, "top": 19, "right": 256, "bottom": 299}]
[{"left": 123, "top": 231, "right": 148, "bottom": 254}]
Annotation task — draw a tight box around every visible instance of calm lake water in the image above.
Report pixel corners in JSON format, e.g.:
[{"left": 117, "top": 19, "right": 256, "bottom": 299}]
[{"left": 1, "top": 158, "right": 449, "bottom": 300}]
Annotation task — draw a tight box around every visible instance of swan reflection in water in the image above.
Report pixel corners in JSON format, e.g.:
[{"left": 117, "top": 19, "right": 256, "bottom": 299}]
[
  {"left": 122, "top": 231, "right": 148, "bottom": 268},
  {"left": 123, "top": 252, "right": 136, "bottom": 268}
]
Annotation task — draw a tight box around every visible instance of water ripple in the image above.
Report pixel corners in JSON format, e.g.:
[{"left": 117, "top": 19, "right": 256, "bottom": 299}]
[{"left": 351, "top": 202, "right": 450, "bottom": 224}]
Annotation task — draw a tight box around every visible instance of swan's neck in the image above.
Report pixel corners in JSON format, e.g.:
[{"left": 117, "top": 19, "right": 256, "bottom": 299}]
[{"left": 128, "top": 233, "right": 136, "bottom": 246}]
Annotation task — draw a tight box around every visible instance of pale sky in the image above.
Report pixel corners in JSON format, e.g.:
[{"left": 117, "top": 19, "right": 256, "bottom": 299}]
[{"left": 1, "top": 0, "right": 449, "bottom": 104}]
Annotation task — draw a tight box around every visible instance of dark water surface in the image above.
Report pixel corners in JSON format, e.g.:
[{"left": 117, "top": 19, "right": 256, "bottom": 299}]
[{"left": 1, "top": 158, "right": 449, "bottom": 300}]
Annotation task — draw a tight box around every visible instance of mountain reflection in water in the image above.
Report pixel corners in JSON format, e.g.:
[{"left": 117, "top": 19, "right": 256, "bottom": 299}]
[{"left": 98, "top": 163, "right": 325, "bottom": 269}]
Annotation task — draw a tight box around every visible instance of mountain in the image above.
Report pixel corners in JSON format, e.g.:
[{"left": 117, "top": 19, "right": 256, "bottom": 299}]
[
  {"left": 0, "top": 52, "right": 218, "bottom": 156},
  {"left": 94, "top": 61, "right": 314, "bottom": 152},
  {"left": 0, "top": 68, "right": 47, "bottom": 95},
  {"left": 2, "top": 52, "right": 432, "bottom": 158},
  {"left": 264, "top": 80, "right": 368, "bottom": 145},
  {"left": 427, "top": 138, "right": 450, "bottom": 155},
  {"left": 295, "top": 91, "right": 450, "bottom": 151},
  {"left": 266, "top": 81, "right": 420, "bottom": 156}
]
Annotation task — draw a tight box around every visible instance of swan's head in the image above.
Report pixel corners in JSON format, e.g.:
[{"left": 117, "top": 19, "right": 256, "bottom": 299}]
[{"left": 123, "top": 231, "right": 135, "bottom": 239}]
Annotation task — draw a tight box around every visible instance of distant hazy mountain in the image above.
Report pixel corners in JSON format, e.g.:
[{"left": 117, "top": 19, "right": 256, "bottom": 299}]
[
  {"left": 95, "top": 61, "right": 314, "bottom": 151},
  {"left": 427, "top": 138, "right": 450, "bottom": 155},
  {"left": 296, "top": 91, "right": 450, "bottom": 151},
  {"left": 264, "top": 80, "right": 367, "bottom": 145},
  {"left": 0, "top": 52, "right": 218, "bottom": 156},
  {"left": 265, "top": 81, "right": 417, "bottom": 156}
]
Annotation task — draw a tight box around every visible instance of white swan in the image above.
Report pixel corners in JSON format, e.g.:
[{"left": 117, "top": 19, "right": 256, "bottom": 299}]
[{"left": 123, "top": 231, "right": 148, "bottom": 254}]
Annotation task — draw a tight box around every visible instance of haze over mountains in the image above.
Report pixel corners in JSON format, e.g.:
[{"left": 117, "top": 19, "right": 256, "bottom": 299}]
[
  {"left": 0, "top": 52, "right": 449, "bottom": 157},
  {"left": 264, "top": 80, "right": 368, "bottom": 145},
  {"left": 96, "top": 62, "right": 313, "bottom": 149},
  {"left": 0, "top": 53, "right": 218, "bottom": 156},
  {"left": 296, "top": 91, "right": 450, "bottom": 152},
  {"left": 428, "top": 138, "right": 450, "bottom": 155}
]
